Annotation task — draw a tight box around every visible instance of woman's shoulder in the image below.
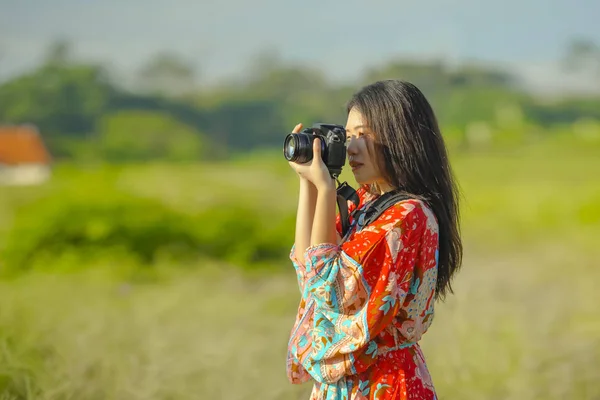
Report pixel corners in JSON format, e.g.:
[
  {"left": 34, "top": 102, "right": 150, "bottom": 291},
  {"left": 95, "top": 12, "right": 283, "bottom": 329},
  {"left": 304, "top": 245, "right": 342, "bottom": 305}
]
[
  {"left": 353, "top": 186, "right": 438, "bottom": 233},
  {"left": 380, "top": 197, "right": 438, "bottom": 234}
]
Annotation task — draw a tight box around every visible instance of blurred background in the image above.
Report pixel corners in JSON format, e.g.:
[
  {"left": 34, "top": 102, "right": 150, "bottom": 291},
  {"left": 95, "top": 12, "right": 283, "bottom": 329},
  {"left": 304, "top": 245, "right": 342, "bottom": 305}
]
[{"left": 1, "top": 1, "right": 599, "bottom": 399}]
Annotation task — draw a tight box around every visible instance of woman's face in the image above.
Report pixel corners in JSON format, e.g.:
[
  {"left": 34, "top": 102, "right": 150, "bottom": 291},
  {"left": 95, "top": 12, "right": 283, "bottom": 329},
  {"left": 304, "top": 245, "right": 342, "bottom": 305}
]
[{"left": 345, "top": 107, "right": 387, "bottom": 188}]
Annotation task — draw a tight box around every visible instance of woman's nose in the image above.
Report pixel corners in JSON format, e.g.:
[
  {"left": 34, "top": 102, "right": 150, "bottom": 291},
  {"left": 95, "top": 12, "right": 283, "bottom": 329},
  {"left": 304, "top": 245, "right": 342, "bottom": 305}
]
[{"left": 347, "top": 137, "right": 359, "bottom": 156}]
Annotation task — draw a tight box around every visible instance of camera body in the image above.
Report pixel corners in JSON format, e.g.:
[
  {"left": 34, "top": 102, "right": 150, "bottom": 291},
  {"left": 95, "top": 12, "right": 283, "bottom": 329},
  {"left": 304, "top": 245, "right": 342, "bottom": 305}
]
[{"left": 283, "top": 123, "right": 347, "bottom": 178}]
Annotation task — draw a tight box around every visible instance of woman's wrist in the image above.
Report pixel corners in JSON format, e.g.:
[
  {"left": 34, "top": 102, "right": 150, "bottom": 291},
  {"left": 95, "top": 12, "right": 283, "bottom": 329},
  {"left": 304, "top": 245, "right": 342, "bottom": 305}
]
[
  {"left": 315, "top": 178, "right": 336, "bottom": 192},
  {"left": 299, "top": 176, "right": 317, "bottom": 191}
]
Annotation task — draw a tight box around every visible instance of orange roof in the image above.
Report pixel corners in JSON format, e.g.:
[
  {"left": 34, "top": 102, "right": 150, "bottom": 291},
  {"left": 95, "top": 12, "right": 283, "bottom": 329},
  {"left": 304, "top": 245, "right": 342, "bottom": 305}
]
[{"left": 0, "top": 125, "right": 52, "bottom": 165}]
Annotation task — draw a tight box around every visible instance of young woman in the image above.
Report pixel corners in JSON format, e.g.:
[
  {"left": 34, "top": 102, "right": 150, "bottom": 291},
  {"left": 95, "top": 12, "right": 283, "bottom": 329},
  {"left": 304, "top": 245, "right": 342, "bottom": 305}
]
[{"left": 286, "top": 80, "right": 463, "bottom": 400}]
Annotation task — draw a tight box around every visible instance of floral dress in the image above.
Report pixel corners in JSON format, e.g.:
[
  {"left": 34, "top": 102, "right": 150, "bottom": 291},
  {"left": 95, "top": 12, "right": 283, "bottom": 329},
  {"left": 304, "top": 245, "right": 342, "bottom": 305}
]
[{"left": 287, "top": 185, "right": 440, "bottom": 400}]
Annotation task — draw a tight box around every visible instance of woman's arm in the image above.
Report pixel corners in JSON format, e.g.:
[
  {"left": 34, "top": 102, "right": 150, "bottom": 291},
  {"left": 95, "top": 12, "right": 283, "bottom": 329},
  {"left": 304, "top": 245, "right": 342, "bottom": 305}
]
[
  {"left": 288, "top": 134, "right": 339, "bottom": 250},
  {"left": 293, "top": 178, "right": 318, "bottom": 262},
  {"left": 310, "top": 183, "right": 338, "bottom": 247}
]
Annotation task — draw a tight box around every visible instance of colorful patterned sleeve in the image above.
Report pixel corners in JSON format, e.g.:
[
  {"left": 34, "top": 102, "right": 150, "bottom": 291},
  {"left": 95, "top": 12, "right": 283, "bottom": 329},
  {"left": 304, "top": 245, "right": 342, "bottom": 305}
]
[
  {"left": 292, "top": 201, "right": 426, "bottom": 384},
  {"left": 289, "top": 244, "right": 308, "bottom": 294},
  {"left": 289, "top": 191, "right": 361, "bottom": 294}
]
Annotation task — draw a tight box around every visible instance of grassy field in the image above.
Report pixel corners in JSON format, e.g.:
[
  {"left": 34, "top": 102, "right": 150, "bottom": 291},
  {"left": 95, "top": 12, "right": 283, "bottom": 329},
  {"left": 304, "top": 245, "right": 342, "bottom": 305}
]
[{"left": 0, "top": 137, "right": 599, "bottom": 399}]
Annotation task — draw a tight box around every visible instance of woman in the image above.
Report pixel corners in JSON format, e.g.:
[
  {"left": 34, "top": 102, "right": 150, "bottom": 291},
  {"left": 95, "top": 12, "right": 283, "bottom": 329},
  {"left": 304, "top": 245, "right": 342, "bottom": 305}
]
[{"left": 286, "top": 80, "right": 462, "bottom": 400}]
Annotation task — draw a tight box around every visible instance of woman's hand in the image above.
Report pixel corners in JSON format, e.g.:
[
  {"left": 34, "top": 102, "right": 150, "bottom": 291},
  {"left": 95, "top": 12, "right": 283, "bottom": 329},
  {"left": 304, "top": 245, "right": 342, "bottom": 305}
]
[{"left": 288, "top": 123, "right": 335, "bottom": 191}]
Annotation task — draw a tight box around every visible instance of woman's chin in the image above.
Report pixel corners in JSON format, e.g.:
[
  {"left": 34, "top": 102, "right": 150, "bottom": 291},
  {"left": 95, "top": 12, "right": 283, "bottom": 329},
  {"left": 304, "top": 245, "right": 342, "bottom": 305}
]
[
  {"left": 352, "top": 175, "right": 365, "bottom": 185},
  {"left": 353, "top": 176, "right": 372, "bottom": 186}
]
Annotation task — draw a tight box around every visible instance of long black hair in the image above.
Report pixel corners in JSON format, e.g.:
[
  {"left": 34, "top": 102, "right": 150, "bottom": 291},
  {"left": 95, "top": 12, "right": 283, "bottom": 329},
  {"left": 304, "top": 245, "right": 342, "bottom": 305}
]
[{"left": 346, "top": 79, "right": 462, "bottom": 301}]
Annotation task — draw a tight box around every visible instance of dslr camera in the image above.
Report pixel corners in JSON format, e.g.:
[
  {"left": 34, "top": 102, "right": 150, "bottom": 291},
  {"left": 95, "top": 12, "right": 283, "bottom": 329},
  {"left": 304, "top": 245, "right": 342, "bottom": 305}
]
[{"left": 283, "top": 123, "right": 347, "bottom": 178}]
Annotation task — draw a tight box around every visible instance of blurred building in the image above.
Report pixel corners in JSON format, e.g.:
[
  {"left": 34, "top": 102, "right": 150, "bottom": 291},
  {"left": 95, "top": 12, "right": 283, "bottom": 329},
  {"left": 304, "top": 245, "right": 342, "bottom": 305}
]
[{"left": 0, "top": 125, "right": 52, "bottom": 186}]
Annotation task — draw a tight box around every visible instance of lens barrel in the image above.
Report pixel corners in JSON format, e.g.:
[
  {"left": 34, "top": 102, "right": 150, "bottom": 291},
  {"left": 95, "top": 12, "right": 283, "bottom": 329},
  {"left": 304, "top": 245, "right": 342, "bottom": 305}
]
[{"left": 283, "top": 134, "right": 313, "bottom": 163}]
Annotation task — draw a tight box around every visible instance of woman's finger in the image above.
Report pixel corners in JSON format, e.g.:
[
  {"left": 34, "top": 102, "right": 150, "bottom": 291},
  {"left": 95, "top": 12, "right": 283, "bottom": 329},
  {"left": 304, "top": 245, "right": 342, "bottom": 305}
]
[
  {"left": 313, "top": 137, "right": 321, "bottom": 160},
  {"left": 292, "top": 123, "right": 303, "bottom": 134}
]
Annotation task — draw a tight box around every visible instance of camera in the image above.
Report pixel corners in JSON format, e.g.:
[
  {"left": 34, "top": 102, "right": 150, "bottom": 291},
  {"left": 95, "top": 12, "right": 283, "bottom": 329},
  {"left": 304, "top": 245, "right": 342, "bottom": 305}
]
[{"left": 283, "top": 123, "right": 347, "bottom": 178}]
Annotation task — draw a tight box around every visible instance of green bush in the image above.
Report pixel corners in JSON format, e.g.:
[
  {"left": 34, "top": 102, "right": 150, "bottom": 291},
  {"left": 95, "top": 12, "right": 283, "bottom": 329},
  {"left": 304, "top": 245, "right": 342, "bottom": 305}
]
[
  {"left": 2, "top": 193, "right": 195, "bottom": 273},
  {"left": 1, "top": 190, "right": 295, "bottom": 276},
  {"left": 194, "top": 202, "right": 295, "bottom": 267},
  {"left": 98, "top": 110, "right": 208, "bottom": 162}
]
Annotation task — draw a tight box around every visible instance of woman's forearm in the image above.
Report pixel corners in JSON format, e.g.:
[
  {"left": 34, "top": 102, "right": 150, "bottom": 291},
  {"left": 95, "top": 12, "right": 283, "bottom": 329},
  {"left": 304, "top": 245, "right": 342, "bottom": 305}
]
[
  {"left": 310, "top": 185, "right": 338, "bottom": 247},
  {"left": 294, "top": 178, "right": 318, "bottom": 261}
]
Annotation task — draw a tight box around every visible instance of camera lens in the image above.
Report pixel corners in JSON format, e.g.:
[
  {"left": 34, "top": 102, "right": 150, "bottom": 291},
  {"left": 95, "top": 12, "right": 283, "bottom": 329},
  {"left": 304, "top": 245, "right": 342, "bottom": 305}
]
[
  {"left": 283, "top": 134, "right": 312, "bottom": 163},
  {"left": 284, "top": 135, "right": 296, "bottom": 159}
]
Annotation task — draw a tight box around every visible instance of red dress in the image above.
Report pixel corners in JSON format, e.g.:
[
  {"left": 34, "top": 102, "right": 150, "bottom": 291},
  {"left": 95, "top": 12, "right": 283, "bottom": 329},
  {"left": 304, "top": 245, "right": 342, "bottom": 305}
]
[{"left": 287, "top": 185, "right": 439, "bottom": 400}]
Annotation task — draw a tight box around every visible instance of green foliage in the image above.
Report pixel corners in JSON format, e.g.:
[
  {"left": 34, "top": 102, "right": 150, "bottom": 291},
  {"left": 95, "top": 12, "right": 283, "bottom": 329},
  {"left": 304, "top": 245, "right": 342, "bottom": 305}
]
[
  {"left": 203, "top": 98, "right": 286, "bottom": 150},
  {"left": 195, "top": 203, "right": 295, "bottom": 267},
  {"left": 1, "top": 188, "right": 295, "bottom": 276},
  {"left": 97, "top": 110, "right": 207, "bottom": 162},
  {"left": 2, "top": 131, "right": 599, "bottom": 278},
  {"left": 135, "top": 50, "right": 196, "bottom": 98},
  {"left": 2, "top": 47, "right": 600, "bottom": 164},
  {"left": 0, "top": 64, "right": 113, "bottom": 137},
  {"left": 2, "top": 192, "right": 196, "bottom": 274},
  {"left": 523, "top": 97, "right": 600, "bottom": 126}
]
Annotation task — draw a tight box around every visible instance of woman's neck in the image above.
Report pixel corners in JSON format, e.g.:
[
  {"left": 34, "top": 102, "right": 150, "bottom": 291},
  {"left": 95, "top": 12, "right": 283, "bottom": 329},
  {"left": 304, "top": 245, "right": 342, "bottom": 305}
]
[
  {"left": 367, "top": 181, "right": 395, "bottom": 196},
  {"left": 377, "top": 181, "right": 394, "bottom": 194}
]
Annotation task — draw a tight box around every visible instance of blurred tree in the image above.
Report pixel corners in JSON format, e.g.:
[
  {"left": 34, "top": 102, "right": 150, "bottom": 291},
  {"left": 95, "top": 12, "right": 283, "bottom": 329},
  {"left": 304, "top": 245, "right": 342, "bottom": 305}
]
[
  {"left": 521, "top": 97, "right": 600, "bottom": 127},
  {"left": 44, "top": 39, "right": 73, "bottom": 67},
  {"left": 245, "top": 48, "right": 283, "bottom": 80},
  {"left": 136, "top": 51, "right": 198, "bottom": 98},
  {"left": 0, "top": 61, "right": 114, "bottom": 157},
  {"left": 447, "top": 64, "right": 517, "bottom": 88},
  {"left": 0, "top": 46, "right": 5, "bottom": 70},
  {"left": 214, "top": 48, "right": 340, "bottom": 149},
  {"left": 562, "top": 38, "right": 600, "bottom": 76},
  {"left": 244, "top": 49, "right": 328, "bottom": 101},
  {"left": 360, "top": 59, "right": 523, "bottom": 129},
  {"left": 205, "top": 98, "right": 284, "bottom": 151},
  {"left": 362, "top": 59, "right": 449, "bottom": 98},
  {"left": 1, "top": 40, "right": 600, "bottom": 161},
  {"left": 0, "top": 39, "right": 113, "bottom": 133},
  {"left": 98, "top": 110, "right": 211, "bottom": 162}
]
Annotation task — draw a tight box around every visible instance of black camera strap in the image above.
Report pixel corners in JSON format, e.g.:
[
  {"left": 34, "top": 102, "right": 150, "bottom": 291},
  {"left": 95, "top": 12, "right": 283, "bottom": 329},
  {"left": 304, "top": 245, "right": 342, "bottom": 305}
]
[
  {"left": 336, "top": 183, "right": 414, "bottom": 239},
  {"left": 354, "top": 189, "right": 413, "bottom": 229},
  {"left": 335, "top": 181, "right": 360, "bottom": 237}
]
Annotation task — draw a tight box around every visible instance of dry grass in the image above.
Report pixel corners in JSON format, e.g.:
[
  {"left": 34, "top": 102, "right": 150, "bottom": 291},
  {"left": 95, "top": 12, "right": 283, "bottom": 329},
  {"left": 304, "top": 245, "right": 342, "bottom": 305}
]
[{"left": 0, "top": 241, "right": 598, "bottom": 399}]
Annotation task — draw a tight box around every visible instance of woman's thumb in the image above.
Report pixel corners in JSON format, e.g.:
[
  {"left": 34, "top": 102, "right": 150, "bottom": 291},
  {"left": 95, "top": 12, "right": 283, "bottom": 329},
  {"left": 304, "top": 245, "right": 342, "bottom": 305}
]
[{"left": 313, "top": 137, "right": 321, "bottom": 158}]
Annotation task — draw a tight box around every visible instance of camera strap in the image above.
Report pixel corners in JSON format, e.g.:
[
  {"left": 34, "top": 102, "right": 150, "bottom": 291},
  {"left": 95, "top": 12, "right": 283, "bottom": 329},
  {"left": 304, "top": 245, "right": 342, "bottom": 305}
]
[
  {"left": 336, "top": 183, "right": 415, "bottom": 239},
  {"left": 353, "top": 189, "right": 413, "bottom": 229},
  {"left": 335, "top": 181, "right": 360, "bottom": 237}
]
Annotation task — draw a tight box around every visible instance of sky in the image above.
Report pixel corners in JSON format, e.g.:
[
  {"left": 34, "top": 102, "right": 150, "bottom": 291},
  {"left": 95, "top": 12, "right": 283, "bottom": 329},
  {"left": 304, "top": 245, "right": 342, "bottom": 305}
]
[{"left": 1, "top": 0, "right": 599, "bottom": 93}]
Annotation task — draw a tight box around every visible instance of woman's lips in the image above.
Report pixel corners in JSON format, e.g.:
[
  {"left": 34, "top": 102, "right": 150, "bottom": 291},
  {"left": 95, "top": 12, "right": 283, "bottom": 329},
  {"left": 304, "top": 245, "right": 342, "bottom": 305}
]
[{"left": 350, "top": 163, "right": 363, "bottom": 171}]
